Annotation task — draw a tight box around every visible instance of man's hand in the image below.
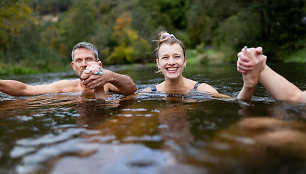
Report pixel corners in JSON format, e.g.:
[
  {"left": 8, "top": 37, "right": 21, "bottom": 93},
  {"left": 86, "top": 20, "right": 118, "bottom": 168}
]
[
  {"left": 82, "top": 62, "right": 103, "bottom": 76},
  {"left": 81, "top": 60, "right": 137, "bottom": 95},
  {"left": 80, "top": 62, "right": 111, "bottom": 89},
  {"left": 80, "top": 62, "right": 109, "bottom": 99},
  {"left": 237, "top": 47, "right": 267, "bottom": 89},
  {"left": 81, "top": 68, "right": 113, "bottom": 89}
]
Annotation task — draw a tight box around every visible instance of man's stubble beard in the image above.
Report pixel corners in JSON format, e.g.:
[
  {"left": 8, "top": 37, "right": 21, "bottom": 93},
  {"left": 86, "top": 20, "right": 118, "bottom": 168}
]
[{"left": 77, "top": 68, "right": 86, "bottom": 80}]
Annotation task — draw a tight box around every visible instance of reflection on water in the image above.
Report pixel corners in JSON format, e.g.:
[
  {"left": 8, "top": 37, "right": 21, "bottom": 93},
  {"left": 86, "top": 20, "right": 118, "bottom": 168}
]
[{"left": 0, "top": 64, "right": 306, "bottom": 174}]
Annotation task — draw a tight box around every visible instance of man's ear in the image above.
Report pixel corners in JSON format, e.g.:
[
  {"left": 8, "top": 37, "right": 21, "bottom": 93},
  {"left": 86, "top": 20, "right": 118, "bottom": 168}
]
[{"left": 71, "top": 62, "right": 76, "bottom": 71}]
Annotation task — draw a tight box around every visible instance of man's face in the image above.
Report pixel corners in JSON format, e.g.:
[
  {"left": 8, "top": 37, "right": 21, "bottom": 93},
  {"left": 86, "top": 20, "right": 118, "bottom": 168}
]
[{"left": 71, "top": 48, "right": 96, "bottom": 77}]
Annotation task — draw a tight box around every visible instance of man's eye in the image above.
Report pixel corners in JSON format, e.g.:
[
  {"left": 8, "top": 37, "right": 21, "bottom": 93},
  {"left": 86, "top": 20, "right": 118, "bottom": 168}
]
[
  {"left": 175, "top": 56, "right": 181, "bottom": 58},
  {"left": 162, "top": 57, "right": 168, "bottom": 59},
  {"left": 86, "top": 58, "right": 94, "bottom": 61},
  {"left": 76, "top": 59, "right": 81, "bottom": 62}
]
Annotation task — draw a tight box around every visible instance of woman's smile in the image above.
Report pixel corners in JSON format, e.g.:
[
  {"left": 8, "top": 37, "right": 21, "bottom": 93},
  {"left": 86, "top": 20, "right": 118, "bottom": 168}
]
[{"left": 166, "top": 67, "right": 178, "bottom": 73}]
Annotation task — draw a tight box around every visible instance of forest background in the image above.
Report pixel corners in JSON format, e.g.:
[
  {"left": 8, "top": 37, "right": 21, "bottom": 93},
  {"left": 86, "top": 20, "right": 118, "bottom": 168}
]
[{"left": 0, "top": 0, "right": 305, "bottom": 75}]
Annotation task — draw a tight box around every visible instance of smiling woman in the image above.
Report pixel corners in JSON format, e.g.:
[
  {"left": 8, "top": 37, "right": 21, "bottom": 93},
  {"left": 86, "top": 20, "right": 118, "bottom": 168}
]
[{"left": 141, "top": 32, "right": 229, "bottom": 97}]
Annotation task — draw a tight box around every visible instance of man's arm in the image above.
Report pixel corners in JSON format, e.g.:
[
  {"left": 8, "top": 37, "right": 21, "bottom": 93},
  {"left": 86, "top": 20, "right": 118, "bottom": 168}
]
[
  {"left": 0, "top": 79, "right": 79, "bottom": 96},
  {"left": 259, "top": 65, "right": 305, "bottom": 102},
  {"left": 81, "top": 69, "right": 137, "bottom": 95},
  {"left": 237, "top": 47, "right": 306, "bottom": 103},
  {"left": 104, "top": 72, "right": 137, "bottom": 95}
]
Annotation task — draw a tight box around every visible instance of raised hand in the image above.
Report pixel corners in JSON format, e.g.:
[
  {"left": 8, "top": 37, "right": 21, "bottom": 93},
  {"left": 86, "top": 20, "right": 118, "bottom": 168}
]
[
  {"left": 237, "top": 46, "right": 267, "bottom": 100},
  {"left": 82, "top": 62, "right": 103, "bottom": 76},
  {"left": 237, "top": 47, "right": 267, "bottom": 89},
  {"left": 81, "top": 62, "right": 107, "bottom": 99}
]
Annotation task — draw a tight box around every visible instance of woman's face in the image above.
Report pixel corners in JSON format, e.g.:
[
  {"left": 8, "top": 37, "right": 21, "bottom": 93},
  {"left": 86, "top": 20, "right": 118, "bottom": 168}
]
[{"left": 156, "top": 43, "right": 186, "bottom": 80}]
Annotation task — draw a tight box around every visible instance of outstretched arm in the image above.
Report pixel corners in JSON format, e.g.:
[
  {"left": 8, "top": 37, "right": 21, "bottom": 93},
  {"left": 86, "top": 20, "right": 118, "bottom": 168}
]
[
  {"left": 259, "top": 65, "right": 306, "bottom": 102},
  {"left": 0, "top": 79, "right": 77, "bottom": 96},
  {"left": 0, "top": 80, "right": 36, "bottom": 96}
]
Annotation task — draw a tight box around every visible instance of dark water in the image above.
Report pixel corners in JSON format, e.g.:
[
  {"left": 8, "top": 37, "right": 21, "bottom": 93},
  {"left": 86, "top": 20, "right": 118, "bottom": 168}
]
[{"left": 0, "top": 63, "right": 306, "bottom": 174}]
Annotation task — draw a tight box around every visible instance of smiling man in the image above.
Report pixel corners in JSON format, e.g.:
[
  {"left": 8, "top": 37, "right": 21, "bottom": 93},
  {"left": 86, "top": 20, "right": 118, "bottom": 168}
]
[{"left": 0, "top": 42, "right": 137, "bottom": 97}]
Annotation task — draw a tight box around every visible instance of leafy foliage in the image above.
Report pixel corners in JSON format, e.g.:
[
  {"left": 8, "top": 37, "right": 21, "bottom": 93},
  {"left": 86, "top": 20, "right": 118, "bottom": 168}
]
[
  {"left": 107, "top": 13, "right": 151, "bottom": 64},
  {"left": 0, "top": 0, "right": 34, "bottom": 49},
  {"left": 0, "top": 0, "right": 305, "bottom": 74}
]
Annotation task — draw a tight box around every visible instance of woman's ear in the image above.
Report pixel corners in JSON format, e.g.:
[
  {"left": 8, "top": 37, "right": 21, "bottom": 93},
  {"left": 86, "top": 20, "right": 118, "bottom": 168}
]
[
  {"left": 184, "top": 56, "right": 187, "bottom": 67},
  {"left": 156, "top": 58, "right": 160, "bottom": 68}
]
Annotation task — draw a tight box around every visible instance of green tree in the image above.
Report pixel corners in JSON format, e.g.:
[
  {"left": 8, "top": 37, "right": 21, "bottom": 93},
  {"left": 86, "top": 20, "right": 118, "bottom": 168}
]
[
  {"left": 187, "top": 3, "right": 211, "bottom": 47},
  {"left": 0, "top": 0, "right": 34, "bottom": 49},
  {"left": 57, "top": 0, "right": 97, "bottom": 59},
  {"left": 251, "top": 0, "right": 305, "bottom": 59},
  {"left": 107, "top": 12, "right": 151, "bottom": 64}
]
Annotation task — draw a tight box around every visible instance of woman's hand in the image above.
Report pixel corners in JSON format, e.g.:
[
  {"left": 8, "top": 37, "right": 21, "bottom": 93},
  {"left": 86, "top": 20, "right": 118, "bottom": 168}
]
[{"left": 237, "top": 47, "right": 267, "bottom": 89}]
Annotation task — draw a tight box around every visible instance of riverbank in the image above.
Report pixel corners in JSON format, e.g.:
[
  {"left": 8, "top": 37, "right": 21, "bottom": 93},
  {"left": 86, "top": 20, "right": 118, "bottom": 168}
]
[{"left": 1, "top": 47, "right": 305, "bottom": 76}]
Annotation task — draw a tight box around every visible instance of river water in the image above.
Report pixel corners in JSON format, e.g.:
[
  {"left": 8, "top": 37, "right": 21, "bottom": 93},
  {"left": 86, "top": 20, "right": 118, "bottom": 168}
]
[{"left": 0, "top": 63, "right": 306, "bottom": 174}]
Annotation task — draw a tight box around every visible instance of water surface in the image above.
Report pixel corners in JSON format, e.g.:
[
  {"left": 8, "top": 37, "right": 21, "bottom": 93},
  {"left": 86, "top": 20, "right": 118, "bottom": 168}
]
[{"left": 0, "top": 63, "right": 306, "bottom": 174}]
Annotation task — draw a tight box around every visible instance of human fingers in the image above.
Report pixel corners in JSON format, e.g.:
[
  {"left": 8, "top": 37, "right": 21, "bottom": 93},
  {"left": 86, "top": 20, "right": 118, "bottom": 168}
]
[
  {"left": 237, "top": 55, "right": 253, "bottom": 68},
  {"left": 83, "top": 63, "right": 97, "bottom": 75},
  {"left": 262, "top": 55, "right": 267, "bottom": 62},
  {"left": 245, "top": 47, "right": 256, "bottom": 53},
  {"left": 80, "top": 71, "right": 91, "bottom": 80},
  {"left": 238, "top": 69, "right": 249, "bottom": 74},
  {"left": 237, "top": 64, "right": 250, "bottom": 74},
  {"left": 255, "top": 47, "right": 263, "bottom": 55},
  {"left": 86, "top": 64, "right": 103, "bottom": 75},
  {"left": 82, "top": 74, "right": 99, "bottom": 85},
  {"left": 85, "top": 79, "right": 106, "bottom": 89},
  {"left": 87, "top": 62, "right": 101, "bottom": 69},
  {"left": 87, "top": 62, "right": 100, "bottom": 69},
  {"left": 241, "top": 46, "right": 248, "bottom": 52},
  {"left": 89, "top": 66, "right": 102, "bottom": 75},
  {"left": 237, "top": 58, "right": 252, "bottom": 73},
  {"left": 238, "top": 52, "right": 251, "bottom": 63},
  {"left": 87, "top": 61, "right": 99, "bottom": 66},
  {"left": 237, "top": 62, "right": 253, "bottom": 73},
  {"left": 237, "top": 63, "right": 252, "bottom": 72},
  {"left": 238, "top": 65, "right": 252, "bottom": 72},
  {"left": 261, "top": 55, "right": 267, "bottom": 66},
  {"left": 97, "top": 58, "right": 102, "bottom": 67},
  {"left": 242, "top": 47, "right": 258, "bottom": 60}
]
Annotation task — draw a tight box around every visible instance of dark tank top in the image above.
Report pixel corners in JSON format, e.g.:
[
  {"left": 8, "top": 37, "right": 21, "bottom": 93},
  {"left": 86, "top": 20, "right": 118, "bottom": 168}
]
[{"left": 151, "top": 82, "right": 201, "bottom": 92}]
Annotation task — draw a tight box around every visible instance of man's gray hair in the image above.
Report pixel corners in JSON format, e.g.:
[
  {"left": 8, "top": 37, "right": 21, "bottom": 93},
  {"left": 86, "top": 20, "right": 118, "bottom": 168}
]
[{"left": 71, "top": 42, "right": 98, "bottom": 61}]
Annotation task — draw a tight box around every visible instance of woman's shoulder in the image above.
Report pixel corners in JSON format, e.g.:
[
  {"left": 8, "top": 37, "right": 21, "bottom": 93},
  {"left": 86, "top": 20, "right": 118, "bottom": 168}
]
[
  {"left": 196, "top": 82, "right": 218, "bottom": 94},
  {"left": 140, "top": 87, "right": 152, "bottom": 93},
  {"left": 140, "top": 84, "right": 159, "bottom": 93},
  {"left": 196, "top": 82, "right": 231, "bottom": 98}
]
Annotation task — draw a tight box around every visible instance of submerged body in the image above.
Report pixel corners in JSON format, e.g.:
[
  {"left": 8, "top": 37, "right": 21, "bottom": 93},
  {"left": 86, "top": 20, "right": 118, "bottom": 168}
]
[
  {"left": 142, "top": 32, "right": 229, "bottom": 98},
  {"left": 0, "top": 42, "right": 137, "bottom": 98}
]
